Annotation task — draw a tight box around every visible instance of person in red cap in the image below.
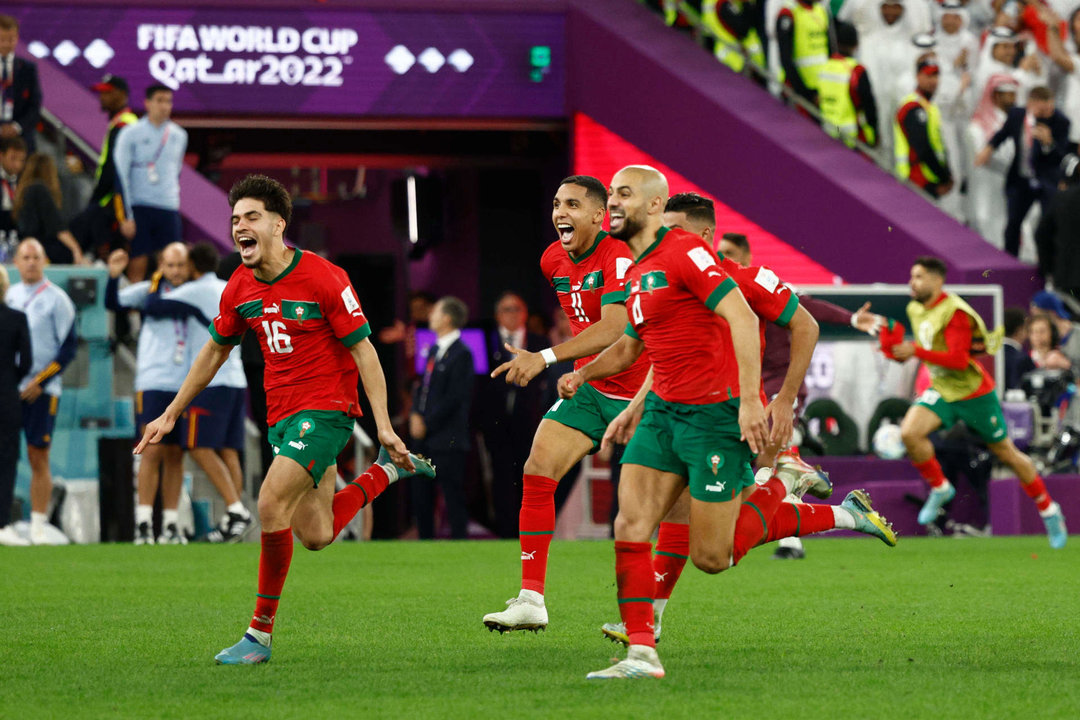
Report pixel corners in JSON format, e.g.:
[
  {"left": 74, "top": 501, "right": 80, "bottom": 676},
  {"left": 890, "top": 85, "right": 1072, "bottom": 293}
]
[
  {"left": 894, "top": 56, "right": 954, "bottom": 199},
  {"left": 69, "top": 75, "right": 137, "bottom": 263}
]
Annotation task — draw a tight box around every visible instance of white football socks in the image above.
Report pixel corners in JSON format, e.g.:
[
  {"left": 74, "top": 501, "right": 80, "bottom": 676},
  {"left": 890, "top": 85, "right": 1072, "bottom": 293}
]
[
  {"left": 246, "top": 627, "right": 272, "bottom": 647},
  {"left": 832, "top": 506, "right": 856, "bottom": 530}
]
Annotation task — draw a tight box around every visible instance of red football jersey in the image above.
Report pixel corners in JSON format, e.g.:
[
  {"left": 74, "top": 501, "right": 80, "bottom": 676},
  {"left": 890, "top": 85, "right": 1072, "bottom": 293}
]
[
  {"left": 210, "top": 249, "right": 371, "bottom": 426},
  {"left": 540, "top": 231, "right": 649, "bottom": 399},
  {"left": 624, "top": 227, "right": 741, "bottom": 404},
  {"left": 719, "top": 257, "right": 799, "bottom": 365}
]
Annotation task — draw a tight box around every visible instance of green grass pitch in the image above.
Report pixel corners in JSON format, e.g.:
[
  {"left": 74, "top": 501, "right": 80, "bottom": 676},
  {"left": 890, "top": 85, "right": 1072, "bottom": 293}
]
[{"left": 2, "top": 536, "right": 1078, "bottom": 719}]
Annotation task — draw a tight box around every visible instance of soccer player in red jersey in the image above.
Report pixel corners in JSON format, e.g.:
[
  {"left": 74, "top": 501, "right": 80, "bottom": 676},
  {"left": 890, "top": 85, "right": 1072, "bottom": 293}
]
[
  {"left": 561, "top": 166, "right": 895, "bottom": 679},
  {"left": 481, "top": 175, "right": 650, "bottom": 633},
  {"left": 597, "top": 191, "right": 835, "bottom": 645},
  {"left": 884, "top": 257, "right": 1066, "bottom": 547},
  {"left": 135, "top": 175, "right": 434, "bottom": 664}
]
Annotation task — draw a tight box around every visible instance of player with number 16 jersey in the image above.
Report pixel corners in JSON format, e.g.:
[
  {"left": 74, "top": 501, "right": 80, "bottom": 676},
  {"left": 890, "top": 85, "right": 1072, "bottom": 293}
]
[{"left": 210, "top": 248, "right": 371, "bottom": 427}]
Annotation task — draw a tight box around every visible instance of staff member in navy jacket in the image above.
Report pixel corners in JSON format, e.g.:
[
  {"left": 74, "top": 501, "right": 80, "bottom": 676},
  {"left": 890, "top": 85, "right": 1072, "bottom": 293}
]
[
  {"left": 975, "top": 85, "right": 1072, "bottom": 257},
  {"left": 409, "top": 296, "right": 475, "bottom": 540}
]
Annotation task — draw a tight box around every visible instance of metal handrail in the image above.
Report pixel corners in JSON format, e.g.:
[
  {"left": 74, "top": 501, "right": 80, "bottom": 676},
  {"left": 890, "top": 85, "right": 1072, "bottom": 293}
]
[{"left": 40, "top": 107, "right": 100, "bottom": 163}]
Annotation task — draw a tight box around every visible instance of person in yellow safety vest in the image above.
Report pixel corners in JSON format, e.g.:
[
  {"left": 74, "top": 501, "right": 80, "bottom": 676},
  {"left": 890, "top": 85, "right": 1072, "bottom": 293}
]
[
  {"left": 704, "top": 0, "right": 766, "bottom": 74},
  {"left": 818, "top": 21, "right": 878, "bottom": 149},
  {"left": 70, "top": 74, "right": 138, "bottom": 260},
  {"left": 894, "top": 57, "right": 954, "bottom": 198},
  {"left": 776, "top": 0, "right": 833, "bottom": 107}
]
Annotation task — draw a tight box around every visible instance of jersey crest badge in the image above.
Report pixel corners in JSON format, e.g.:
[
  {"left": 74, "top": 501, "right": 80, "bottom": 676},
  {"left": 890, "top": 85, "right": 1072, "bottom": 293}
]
[
  {"left": 708, "top": 452, "right": 724, "bottom": 476},
  {"left": 299, "top": 419, "right": 314, "bottom": 438}
]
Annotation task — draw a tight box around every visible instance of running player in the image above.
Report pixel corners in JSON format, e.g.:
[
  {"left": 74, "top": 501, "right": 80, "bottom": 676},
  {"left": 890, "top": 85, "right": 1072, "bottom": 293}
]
[
  {"left": 135, "top": 175, "right": 434, "bottom": 664},
  {"left": 481, "top": 175, "right": 649, "bottom": 633},
  {"left": 562, "top": 166, "right": 895, "bottom": 679},
  {"left": 596, "top": 191, "right": 833, "bottom": 645},
  {"left": 884, "top": 256, "right": 1067, "bottom": 547}
]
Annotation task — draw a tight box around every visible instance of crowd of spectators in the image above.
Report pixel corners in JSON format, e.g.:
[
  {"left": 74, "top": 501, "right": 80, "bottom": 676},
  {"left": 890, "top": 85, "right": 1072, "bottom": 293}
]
[{"left": 648, "top": 0, "right": 1080, "bottom": 267}]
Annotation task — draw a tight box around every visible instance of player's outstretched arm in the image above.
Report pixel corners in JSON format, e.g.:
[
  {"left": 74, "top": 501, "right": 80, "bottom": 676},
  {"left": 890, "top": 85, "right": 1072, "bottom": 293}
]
[
  {"left": 560, "top": 332, "right": 644, "bottom": 399},
  {"left": 714, "top": 290, "right": 768, "bottom": 454},
  {"left": 134, "top": 338, "right": 232, "bottom": 454},
  {"left": 350, "top": 338, "right": 414, "bottom": 471},
  {"left": 492, "top": 303, "right": 630, "bottom": 387},
  {"left": 767, "top": 305, "right": 819, "bottom": 446}
]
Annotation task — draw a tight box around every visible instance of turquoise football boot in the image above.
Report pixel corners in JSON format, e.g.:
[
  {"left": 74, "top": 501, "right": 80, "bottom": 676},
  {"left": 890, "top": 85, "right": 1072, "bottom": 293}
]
[
  {"left": 917, "top": 483, "right": 956, "bottom": 525},
  {"left": 214, "top": 634, "right": 271, "bottom": 665}
]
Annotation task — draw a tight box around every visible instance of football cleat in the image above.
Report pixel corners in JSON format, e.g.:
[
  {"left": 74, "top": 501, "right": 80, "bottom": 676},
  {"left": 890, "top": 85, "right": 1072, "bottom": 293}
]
[
  {"left": 483, "top": 596, "right": 548, "bottom": 633},
  {"left": 376, "top": 446, "right": 436, "bottom": 481},
  {"left": 158, "top": 523, "right": 188, "bottom": 545},
  {"left": 134, "top": 521, "right": 155, "bottom": 546},
  {"left": 214, "top": 634, "right": 271, "bottom": 665},
  {"left": 206, "top": 511, "right": 253, "bottom": 543},
  {"left": 586, "top": 645, "right": 665, "bottom": 679},
  {"left": 601, "top": 621, "right": 662, "bottom": 647},
  {"left": 917, "top": 482, "right": 956, "bottom": 525},
  {"left": 775, "top": 447, "right": 832, "bottom": 499},
  {"left": 1041, "top": 503, "right": 1067, "bottom": 549},
  {"left": 841, "top": 490, "right": 898, "bottom": 546}
]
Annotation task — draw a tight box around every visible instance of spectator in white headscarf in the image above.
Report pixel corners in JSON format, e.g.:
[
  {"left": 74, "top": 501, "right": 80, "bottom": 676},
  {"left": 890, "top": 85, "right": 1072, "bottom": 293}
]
[
  {"left": 965, "top": 74, "right": 1019, "bottom": 246},
  {"left": 973, "top": 25, "right": 1046, "bottom": 104}
]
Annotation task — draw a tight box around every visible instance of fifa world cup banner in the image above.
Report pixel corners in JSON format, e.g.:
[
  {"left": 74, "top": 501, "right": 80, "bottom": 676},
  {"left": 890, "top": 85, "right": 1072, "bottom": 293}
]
[{"left": 8, "top": 5, "right": 566, "bottom": 117}]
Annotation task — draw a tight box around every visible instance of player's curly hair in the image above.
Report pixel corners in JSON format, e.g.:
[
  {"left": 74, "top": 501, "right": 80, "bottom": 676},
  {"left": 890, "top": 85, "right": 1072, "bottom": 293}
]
[{"left": 228, "top": 174, "right": 292, "bottom": 230}]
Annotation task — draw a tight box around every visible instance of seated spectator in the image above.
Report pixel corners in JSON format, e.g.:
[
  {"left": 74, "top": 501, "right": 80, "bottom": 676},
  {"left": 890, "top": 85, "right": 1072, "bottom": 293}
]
[
  {"left": 1027, "top": 313, "right": 1071, "bottom": 370},
  {"left": 1003, "top": 306, "right": 1036, "bottom": 389},
  {"left": 1030, "top": 290, "right": 1080, "bottom": 368},
  {"left": 11, "top": 153, "right": 84, "bottom": 265}
]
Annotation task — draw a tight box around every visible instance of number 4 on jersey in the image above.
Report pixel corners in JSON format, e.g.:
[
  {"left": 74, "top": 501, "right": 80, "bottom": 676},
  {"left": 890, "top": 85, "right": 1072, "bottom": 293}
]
[{"left": 262, "top": 320, "right": 294, "bottom": 354}]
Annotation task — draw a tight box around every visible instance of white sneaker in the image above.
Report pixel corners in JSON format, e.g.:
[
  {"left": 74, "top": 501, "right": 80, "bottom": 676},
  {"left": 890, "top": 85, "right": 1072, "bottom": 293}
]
[
  {"left": 0, "top": 525, "right": 30, "bottom": 546},
  {"left": 600, "top": 620, "right": 662, "bottom": 646},
  {"left": 29, "top": 522, "right": 69, "bottom": 545},
  {"left": 586, "top": 644, "right": 665, "bottom": 679},
  {"left": 158, "top": 523, "right": 188, "bottom": 545},
  {"left": 482, "top": 596, "right": 548, "bottom": 633}
]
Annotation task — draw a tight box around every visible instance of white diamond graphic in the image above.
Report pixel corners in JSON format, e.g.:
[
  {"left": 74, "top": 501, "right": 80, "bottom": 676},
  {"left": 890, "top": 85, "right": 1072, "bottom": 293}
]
[
  {"left": 418, "top": 47, "right": 445, "bottom": 73},
  {"left": 385, "top": 45, "right": 415, "bottom": 75},
  {"left": 84, "top": 39, "right": 114, "bottom": 69},
  {"left": 448, "top": 49, "right": 473, "bottom": 72},
  {"left": 53, "top": 40, "right": 81, "bottom": 66},
  {"left": 27, "top": 41, "right": 50, "bottom": 59}
]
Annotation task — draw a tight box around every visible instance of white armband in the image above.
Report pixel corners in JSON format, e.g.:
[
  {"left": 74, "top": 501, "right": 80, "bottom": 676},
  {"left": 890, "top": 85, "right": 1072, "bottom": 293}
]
[{"left": 540, "top": 347, "right": 558, "bottom": 367}]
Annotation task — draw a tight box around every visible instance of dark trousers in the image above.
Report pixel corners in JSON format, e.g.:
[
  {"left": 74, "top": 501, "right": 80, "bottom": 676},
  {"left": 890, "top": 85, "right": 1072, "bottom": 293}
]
[
  {"left": 1004, "top": 181, "right": 1053, "bottom": 257},
  {"left": 0, "top": 418, "right": 20, "bottom": 527},
  {"left": 412, "top": 449, "right": 468, "bottom": 540},
  {"left": 488, "top": 435, "right": 529, "bottom": 538}
]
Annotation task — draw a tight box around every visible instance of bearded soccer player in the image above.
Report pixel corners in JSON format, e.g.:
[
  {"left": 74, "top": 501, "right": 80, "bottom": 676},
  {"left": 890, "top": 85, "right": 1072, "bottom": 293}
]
[
  {"left": 562, "top": 166, "right": 895, "bottom": 679},
  {"left": 884, "top": 257, "right": 1066, "bottom": 548},
  {"left": 597, "top": 191, "right": 837, "bottom": 645},
  {"left": 480, "top": 175, "right": 650, "bottom": 632},
  {"left": 136, "top": 175, "right": 434, "bottom": 664}
]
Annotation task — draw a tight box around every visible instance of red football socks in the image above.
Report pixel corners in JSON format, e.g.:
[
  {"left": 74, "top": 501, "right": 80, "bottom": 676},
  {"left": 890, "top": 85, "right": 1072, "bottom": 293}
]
[
  {"left": 760, "top": 502, "right": 836, "bottom": 544},
  {"left": 731, "top": 477, "right": 787, "bottom": 565},
  {"left": 1021, "top": 476, "right": 1054, "bottom": 512},
  {"left": 250, "top": 528, "right": 294, "bottom": 634},
  {"left": 653, "top": 522, "right": 689, "bottom": 601},
  {"left": 332, "top": 465, "right": 391, "bottom": 539},
  {"left": 615, "top": 540, "right": 656, "bottom": 647},
  {"left": 913, "top": 457, "right": 949, "bottom": 489},
  {"left": 519, "top": 474, "right": 559, "bottom": 594}
]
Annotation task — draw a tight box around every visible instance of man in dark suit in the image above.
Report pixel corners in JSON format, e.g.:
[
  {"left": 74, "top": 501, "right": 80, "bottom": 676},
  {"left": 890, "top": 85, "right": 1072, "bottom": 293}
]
[
  {"left": 1002, "top": 307, "right": 1035, "bottom": 391},
  {"left": 409, "top": 296, "right": 475, "bottom": 540},
  {"left": 1035, "top": 154, "right": 1080, "bottom": 303},
  {"left": 975, "top": 86, "right": 1071, "bottom": 257},
  {"left": 0, "top": 16, "right": 42, "bottom": 153},
  {"left": 0, "top": 265, "right": 32, "bottom": 545},
  {"left": 477, "top": 292, "right": 549, "bottom": 538}
]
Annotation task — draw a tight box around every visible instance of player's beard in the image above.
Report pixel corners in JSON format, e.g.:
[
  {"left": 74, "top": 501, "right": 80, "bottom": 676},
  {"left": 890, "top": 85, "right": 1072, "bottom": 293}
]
[{"left": 608, "top": 211, "right": 644, "bottom": 241}]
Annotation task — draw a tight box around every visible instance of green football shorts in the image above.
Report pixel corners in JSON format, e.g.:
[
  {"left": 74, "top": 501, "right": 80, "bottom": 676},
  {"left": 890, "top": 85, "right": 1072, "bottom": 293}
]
[
  {"left": 621, "top": 392, "right": 756, "bottom": 502},
  {"left": 268, "top": 409, "right": 355, "bottom": 485},
  {"left": 915, "top": 388, "right": 1008, "bottom": 445},
  {"left": 543, "top": 382, "right": 631, "bottom": 452}
]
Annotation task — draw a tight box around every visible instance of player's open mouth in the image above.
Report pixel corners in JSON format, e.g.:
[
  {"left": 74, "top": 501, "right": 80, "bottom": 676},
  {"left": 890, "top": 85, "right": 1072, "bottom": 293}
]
[
  {"left": 557, "top": 224, "right": 574, "bottom": 243},
  {"left": 237, "top": 236, "right": 258, "bottom": 258}
]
